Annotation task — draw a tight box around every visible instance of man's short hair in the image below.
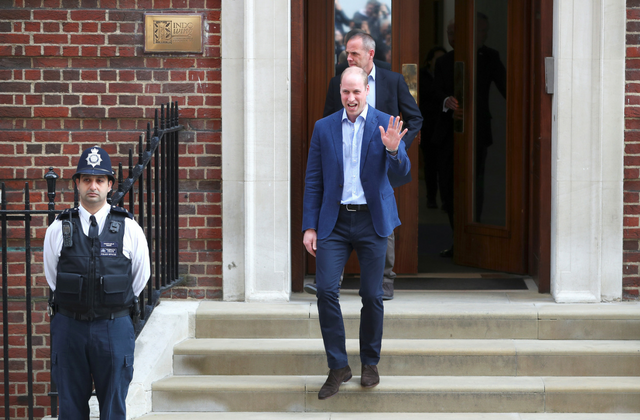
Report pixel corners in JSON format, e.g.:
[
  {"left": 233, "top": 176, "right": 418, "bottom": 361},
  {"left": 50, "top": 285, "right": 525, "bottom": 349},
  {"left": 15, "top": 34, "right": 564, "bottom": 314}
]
[
  {"left": 345, "top": 30, "right": 376, "bottom": 52},
  {"left": 341, "top": 66, "right": 368, "bottom": 87}
]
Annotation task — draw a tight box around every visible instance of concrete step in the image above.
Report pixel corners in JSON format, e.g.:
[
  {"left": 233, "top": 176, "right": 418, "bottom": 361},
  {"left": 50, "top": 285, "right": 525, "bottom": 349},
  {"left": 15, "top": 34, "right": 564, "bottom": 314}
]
[
  {"left": 151, "top": 375, "right": 640, "bottom": 413},
  {"left": 136, "top": 414, "right": 640, "bottom": 419},
  {"left": 173, "top": 338, "right": 640, "bottom": 377},
  {"left": 195, "top": 301, "right": 640, "bottom": 340}
]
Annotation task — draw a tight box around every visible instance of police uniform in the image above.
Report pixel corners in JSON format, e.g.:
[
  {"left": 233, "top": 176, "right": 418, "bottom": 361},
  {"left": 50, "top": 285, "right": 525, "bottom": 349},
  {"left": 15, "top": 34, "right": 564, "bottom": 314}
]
[{"left": 43, "top": 146, "right": 150, "bottom": 420}]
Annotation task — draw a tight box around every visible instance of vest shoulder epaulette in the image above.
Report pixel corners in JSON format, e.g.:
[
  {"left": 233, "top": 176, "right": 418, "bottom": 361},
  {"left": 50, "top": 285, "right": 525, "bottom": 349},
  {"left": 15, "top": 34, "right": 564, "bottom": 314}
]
[
  {"left": 56, "top": 207, "right": 79, "bottom": 220},
  {"left": 110, "top": 205, "right": 134, "bottom": 219}
]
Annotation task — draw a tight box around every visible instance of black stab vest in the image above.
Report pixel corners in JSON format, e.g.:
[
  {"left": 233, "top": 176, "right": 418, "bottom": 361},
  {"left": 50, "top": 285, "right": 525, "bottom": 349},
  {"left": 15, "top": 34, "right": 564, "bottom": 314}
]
[{"left": 54, "top": 206, "right": 135, "bottom": 319}]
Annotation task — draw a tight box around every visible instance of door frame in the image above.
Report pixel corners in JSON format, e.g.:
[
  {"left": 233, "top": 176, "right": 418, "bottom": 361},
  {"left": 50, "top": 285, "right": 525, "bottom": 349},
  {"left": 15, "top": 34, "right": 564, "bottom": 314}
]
[{"left": 290, "top": 0, "right": 552, "bottom": 293}]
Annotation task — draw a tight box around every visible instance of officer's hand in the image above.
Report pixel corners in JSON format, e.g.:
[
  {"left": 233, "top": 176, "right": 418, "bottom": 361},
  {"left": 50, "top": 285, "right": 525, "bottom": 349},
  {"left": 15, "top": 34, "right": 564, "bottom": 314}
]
[
  {"left": 379, "top": 116, "right": 408, "bottom": 153},
  {"left": 303, "top": 229, "right": 317, "bottom": 257}
]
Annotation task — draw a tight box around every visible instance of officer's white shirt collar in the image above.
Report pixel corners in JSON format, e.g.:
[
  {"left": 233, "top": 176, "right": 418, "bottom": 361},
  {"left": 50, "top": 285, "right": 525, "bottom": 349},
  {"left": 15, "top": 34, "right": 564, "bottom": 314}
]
[{"left": 78, "top": 202, "right": 111, "bottom": 235}]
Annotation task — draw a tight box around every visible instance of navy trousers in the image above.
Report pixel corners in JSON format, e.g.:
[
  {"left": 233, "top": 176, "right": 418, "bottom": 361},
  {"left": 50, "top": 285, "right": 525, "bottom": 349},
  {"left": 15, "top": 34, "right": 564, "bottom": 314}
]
[
  {"left": 316, "top": 207, "right": 387, "bottom": 369},
  {"left": 51, "top": 313, "right": 135, "bottom": 420}
]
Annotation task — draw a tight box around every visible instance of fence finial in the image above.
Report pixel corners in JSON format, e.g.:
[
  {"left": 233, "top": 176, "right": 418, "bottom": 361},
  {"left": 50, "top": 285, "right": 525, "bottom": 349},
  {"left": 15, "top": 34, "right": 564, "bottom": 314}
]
[{"left": 44, "top": 167, "right": 58, "bottom": 207}]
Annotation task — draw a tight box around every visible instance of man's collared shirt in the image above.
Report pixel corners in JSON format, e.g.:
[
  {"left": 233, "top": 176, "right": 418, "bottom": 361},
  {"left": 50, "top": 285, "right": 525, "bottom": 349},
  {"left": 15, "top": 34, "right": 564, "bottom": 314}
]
[
  {"left": 341, "top": 104, "right": 369, "bottom": 205},
  {"left": 367, "top": 64, "right": 376, "bottom": 109}
]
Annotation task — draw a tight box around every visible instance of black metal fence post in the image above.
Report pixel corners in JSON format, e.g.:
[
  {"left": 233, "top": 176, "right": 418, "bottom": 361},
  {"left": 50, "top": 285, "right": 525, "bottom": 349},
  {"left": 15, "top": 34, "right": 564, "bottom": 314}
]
[
  {"left": 154, "top": 110, "right": 160, "bottom": 292},
  {"left": 2, "top": 183, "right": 9, "bottom": 420},
  {"left": 44, "top": 168, "right": 59, "bottom": 419},
  {"left": 160, "top": 103, "right": 167, "bottom": 289},
  {"left": 24, "top": 183, "right": 34, "bottom": 419}
]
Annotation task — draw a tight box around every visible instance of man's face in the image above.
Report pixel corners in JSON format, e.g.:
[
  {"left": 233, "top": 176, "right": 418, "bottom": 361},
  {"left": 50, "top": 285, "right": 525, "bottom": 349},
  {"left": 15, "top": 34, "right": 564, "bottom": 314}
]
[
  {"left": 345, "top": 37, "right": 374, "bottom": 73},
  {"left": 340, "top": 72, "right": 369, "bottom": 122},
  {"left": 77, "top": 174, "right": 112, "bottom": 208},
  {"left": 475, "top": 17, "right": 489, "bottom": 48},
  {"left": 365, "top": 3, "right": 377, "bottom": 16},
  {"left": 447, "top": 22, "right": 455, "bottom": 49}
]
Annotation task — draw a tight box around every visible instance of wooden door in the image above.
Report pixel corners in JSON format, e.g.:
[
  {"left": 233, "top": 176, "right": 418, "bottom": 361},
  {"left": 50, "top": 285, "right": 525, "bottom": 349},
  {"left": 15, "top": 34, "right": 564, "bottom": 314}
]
[
  {"left": 452, "top": 0, "right": 529, "bottom": 273},
  {"left": 291, "top": 0, "right": 552, "bottom": 291},
  {"left": 303, "top": 0, "right": 421, "bottom": 276}
]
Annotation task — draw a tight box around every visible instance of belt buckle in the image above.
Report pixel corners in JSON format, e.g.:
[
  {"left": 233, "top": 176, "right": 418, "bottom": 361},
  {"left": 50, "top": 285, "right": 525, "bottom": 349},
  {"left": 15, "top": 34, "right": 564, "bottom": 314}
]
[{"left": 345, "top": 204, "right": 356, "bottom": 212}]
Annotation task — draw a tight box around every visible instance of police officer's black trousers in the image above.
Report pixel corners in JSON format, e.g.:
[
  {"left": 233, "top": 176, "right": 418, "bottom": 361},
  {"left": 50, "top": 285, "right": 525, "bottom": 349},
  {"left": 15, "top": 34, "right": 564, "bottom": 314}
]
[{"left": 51, "top": 313, "right": 135, "bottom": 420}]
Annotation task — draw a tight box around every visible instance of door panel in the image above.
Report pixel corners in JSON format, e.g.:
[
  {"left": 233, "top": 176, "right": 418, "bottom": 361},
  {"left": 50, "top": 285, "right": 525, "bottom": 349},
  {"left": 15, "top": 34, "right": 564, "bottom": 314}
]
[{"left": 453, "top": 0, "right": 528, "bottom": 273}]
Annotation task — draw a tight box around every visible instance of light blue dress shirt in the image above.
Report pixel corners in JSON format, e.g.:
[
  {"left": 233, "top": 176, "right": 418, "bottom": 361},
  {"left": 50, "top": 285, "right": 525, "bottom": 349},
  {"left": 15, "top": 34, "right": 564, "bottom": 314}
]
[
  {"left": 341, "top": 104, "right": 369, "bottom": 205},
  {"left": 367, "top": 64, "right": 376, "bottom": 109}
]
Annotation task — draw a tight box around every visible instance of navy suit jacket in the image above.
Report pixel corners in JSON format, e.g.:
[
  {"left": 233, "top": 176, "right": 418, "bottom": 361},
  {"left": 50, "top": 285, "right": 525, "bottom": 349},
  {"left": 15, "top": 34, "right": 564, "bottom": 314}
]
[
  {"left": 302, "top": 107, "right": 411, "bottom": 240},
  {"left": 322, "top": 66, "right": 422, "bottom": 188}
]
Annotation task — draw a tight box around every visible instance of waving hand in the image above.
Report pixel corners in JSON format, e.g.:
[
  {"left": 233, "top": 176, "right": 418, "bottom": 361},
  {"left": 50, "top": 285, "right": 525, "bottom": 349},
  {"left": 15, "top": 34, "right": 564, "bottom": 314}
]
[{"left": 379, "top": 116, "right": 408, "bottom": 153}]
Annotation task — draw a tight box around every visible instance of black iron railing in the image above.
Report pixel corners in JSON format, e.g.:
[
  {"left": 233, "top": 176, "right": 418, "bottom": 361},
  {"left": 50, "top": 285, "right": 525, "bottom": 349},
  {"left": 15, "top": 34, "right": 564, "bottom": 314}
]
[{"left": 0, "top": 102, "right": 183, "bottom": 420}]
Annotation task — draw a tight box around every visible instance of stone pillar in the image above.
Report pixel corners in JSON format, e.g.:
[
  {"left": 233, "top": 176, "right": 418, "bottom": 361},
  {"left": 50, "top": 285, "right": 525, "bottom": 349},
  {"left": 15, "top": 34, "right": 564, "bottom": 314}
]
[
  {"left": 551, "top": 0, "right": 625, "bottom": 302},
  {"left": 222, "top": 0, "right": 291, "bottom": 301}
]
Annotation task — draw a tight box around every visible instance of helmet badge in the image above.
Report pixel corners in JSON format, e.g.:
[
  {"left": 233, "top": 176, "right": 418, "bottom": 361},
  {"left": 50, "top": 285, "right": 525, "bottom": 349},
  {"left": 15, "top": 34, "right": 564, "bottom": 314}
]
[{"left": 86, "top": 148, "right": 103, "bottom": 168}]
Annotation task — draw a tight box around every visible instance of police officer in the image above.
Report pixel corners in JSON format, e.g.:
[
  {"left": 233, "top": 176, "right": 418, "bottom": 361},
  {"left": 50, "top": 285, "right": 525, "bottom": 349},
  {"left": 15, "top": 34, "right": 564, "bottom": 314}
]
[{"left": 43, "top": 146, "right": 150, "bottom": 420}]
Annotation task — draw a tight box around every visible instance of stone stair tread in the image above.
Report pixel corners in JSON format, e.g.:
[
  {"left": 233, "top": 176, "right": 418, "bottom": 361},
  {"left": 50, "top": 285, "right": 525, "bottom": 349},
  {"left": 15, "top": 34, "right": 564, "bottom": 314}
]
[
  {"left": 136, "top": 413, "right": 640, "bottom": 420},
  {"left": 148, "top": 300, "right": 640, "bottom": 415},
  {"left": 537, "top": 304, "right": 640, "bottom": 320},
  {"left": 197, "top": 301, "right": 314, "bottom": 319},
  {"left": 196, "top": 300, "right": 540, "bottom": 319},
  {"left": 196, "top": 301, "right": 640, "bottom": 340},
  {"left": 173, "top": 337, "right": 640, "bottom": 356},
  {"left": 197, "top": 301, "right": 640, "bottom": 320},
  {"left": 153, "top": 375, "right": 640, "bottom": 393}
]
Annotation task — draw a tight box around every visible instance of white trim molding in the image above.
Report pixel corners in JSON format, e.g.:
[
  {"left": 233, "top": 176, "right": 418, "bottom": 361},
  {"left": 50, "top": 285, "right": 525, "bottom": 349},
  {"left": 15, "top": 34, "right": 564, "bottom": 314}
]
[
  {"left": 222, "top": 0, "right": 292, "bottom": 302},
  {"left": 551, "top": 0, "right": 625, "bottom": 302}
]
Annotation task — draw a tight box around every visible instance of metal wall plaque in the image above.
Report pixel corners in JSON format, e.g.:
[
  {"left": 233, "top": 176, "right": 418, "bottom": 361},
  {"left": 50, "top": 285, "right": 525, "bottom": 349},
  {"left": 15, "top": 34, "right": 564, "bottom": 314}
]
[{"left": 144, "top": 13, "right": 203, "bottom": 53}]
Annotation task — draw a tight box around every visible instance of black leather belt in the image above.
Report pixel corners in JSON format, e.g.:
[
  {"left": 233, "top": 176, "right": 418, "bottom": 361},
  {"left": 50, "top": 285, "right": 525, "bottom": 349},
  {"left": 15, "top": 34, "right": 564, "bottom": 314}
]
[
  {"left": 57, "top": 307, "right": 130, "bottom": 321},
  {"left": 341, "top": 204, "right": 369, "bottom": 212}
]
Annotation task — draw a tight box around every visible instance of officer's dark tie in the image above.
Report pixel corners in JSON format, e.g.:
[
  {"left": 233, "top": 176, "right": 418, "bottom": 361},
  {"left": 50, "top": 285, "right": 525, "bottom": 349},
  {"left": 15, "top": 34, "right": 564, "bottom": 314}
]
[{"left": 89, "top": 215, "right": 98, "bottom": 238}]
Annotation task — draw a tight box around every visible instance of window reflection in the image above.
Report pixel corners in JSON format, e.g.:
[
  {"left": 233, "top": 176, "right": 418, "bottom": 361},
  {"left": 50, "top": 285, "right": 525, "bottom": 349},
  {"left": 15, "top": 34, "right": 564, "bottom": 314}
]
[
  {"left": 473, "top": 3, "right": 507, "bottom": 226},
  {"left": 334, "top": 0, "right": 392, "bottom": 75}
]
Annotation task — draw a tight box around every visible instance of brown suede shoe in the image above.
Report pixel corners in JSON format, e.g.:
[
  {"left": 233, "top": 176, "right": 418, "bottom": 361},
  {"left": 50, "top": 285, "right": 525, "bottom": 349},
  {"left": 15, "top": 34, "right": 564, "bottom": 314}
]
[
  {"left": 361, "top": 364, "right": 380, "bottom": 388},
  {"left": 318, "top": 365, "right": 352, "bottom": 400}
]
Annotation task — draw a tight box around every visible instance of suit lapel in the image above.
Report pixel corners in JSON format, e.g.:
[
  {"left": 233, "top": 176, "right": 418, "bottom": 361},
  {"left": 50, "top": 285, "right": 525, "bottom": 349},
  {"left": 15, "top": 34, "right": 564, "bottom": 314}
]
[
  {"left": 331, "top": 112, "right": 344, "bottom": 177},
  {"left": 360, "top": 108, "right": 378, "bottom": 173}
]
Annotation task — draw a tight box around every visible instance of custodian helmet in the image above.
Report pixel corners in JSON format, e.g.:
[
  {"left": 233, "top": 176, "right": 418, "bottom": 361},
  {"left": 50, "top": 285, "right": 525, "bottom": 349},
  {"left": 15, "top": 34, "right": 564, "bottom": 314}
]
[{"left": 73, "top": 146, "right": 115, "bottom": 183}]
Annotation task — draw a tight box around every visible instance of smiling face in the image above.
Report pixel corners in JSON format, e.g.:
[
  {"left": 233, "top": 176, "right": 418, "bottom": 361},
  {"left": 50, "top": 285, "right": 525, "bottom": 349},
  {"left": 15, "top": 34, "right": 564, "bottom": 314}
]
[
  {"left": 340, "top": 68, "right": 369, "bottom": 123},
  {"left": 77, "top": 174, "right": 112, "bottom": 213}
]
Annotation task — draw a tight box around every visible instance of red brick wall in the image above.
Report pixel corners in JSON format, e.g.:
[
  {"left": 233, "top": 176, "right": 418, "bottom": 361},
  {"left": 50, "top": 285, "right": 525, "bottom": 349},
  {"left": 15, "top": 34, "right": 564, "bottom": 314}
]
[
  {"left": 626, "top": 2, "right": 640, "bottom": 300},
  {"left": 0, "top": 1, "right": 222, "bottom": 418}
]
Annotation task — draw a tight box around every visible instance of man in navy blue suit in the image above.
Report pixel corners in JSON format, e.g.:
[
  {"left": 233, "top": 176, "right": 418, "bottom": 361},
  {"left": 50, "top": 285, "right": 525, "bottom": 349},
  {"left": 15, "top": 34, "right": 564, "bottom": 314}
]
[
  {"left": 302, "top": 66, "right": 410, "bottom": 400},
  {"left": 305, "top": 30, "right": 422, "bottom": 300}
]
